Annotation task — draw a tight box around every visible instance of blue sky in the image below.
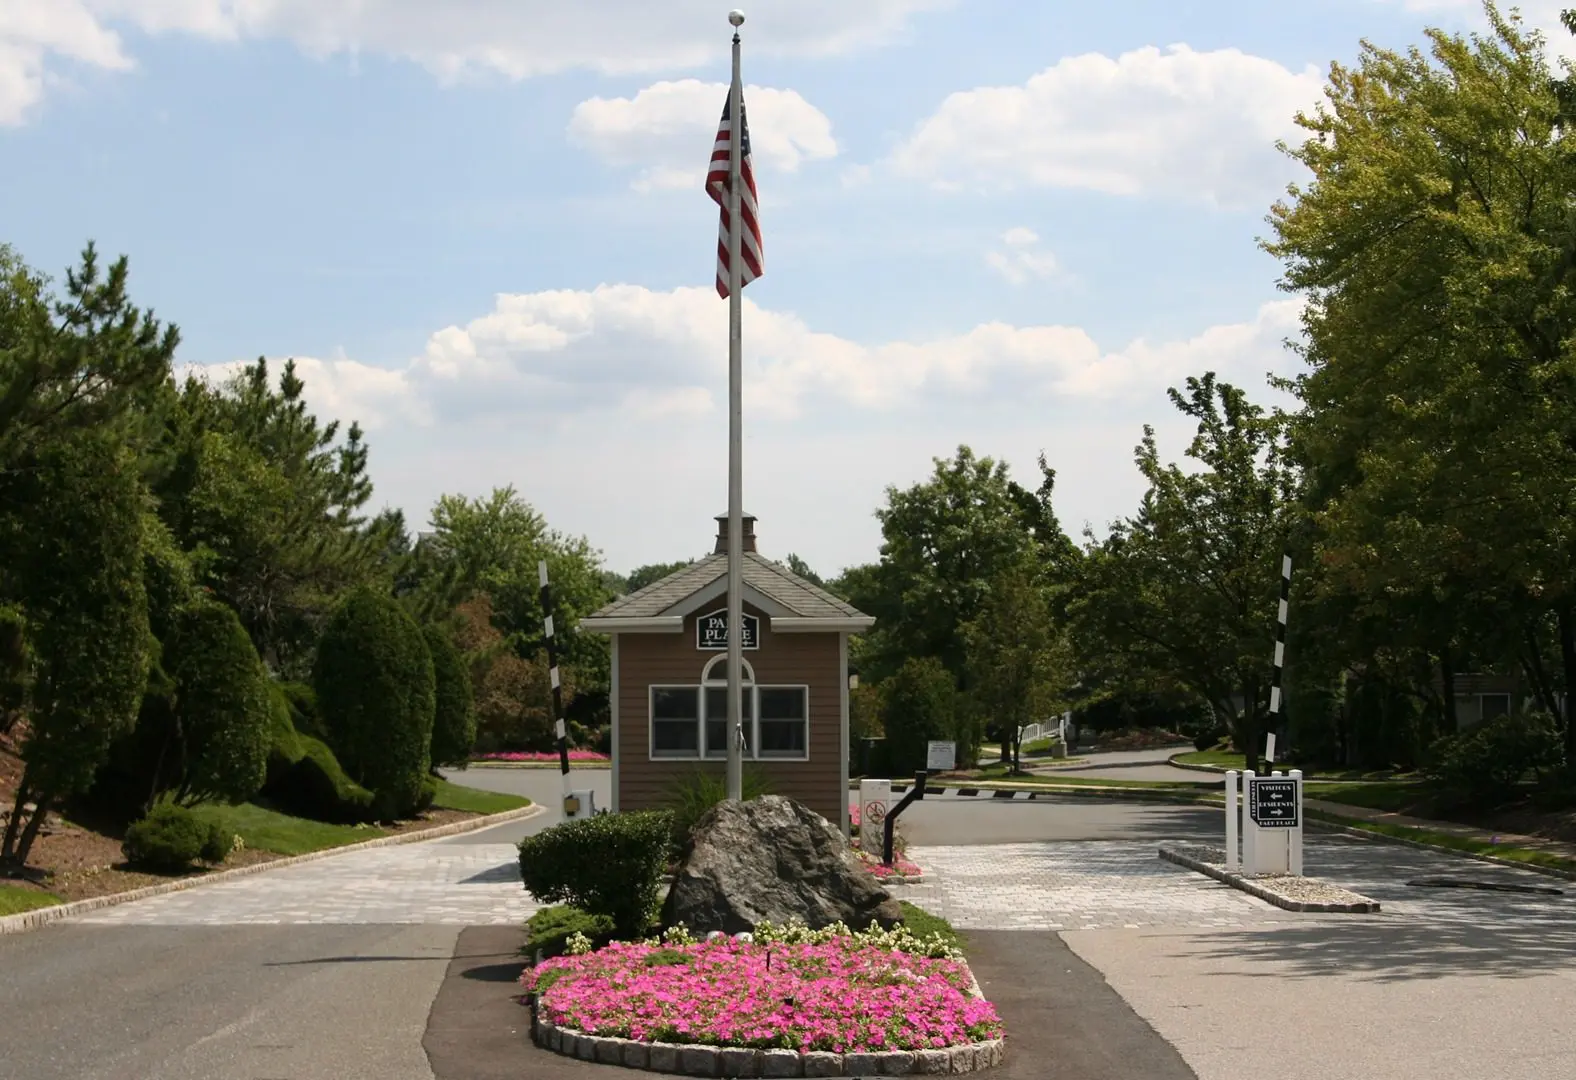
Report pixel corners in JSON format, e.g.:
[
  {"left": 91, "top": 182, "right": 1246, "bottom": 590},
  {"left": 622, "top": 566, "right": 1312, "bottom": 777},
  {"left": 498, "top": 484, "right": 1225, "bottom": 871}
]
[{"left": 1, "top": 0, "right": 1558, "bottom": 577}]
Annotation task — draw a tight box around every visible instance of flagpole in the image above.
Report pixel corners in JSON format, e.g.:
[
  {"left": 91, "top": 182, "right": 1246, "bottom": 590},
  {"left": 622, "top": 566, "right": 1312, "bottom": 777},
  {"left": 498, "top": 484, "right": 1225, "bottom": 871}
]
[{"left": 725, "top": 9, "right": 746, "bottom": 802}]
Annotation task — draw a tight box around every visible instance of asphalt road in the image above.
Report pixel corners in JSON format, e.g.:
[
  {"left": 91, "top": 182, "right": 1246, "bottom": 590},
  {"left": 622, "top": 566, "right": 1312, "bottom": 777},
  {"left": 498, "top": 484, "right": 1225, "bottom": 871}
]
[{"left": 0, "top": 923, "right": 461, "bottom": 1080}]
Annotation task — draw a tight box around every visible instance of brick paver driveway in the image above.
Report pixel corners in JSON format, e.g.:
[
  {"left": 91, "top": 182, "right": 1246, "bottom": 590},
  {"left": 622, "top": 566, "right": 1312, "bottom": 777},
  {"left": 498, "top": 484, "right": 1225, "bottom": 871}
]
[
  {"left": 68, "top": 843, "right": 538, "bottom": 926},
  {"left": 904, "top": 830, "right": 1576, "bottom": 932}
]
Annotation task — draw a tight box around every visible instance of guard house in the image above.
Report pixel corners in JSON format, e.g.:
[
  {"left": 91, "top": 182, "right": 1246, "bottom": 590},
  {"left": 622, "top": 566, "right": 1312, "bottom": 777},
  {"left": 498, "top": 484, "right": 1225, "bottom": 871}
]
[{"left": 579, "top": 514, "right": 874, "bottom": 833}]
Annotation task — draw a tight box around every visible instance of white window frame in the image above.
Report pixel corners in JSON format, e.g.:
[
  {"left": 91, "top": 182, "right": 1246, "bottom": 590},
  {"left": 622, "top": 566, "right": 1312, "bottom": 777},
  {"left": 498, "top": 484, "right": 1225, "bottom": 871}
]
[
  {"left": 755, "top": 684, "right": 811, "bottom": 761},
  {"left": 648, "top": 684, "right": 703, "bottom": 759},
  {"left": 645, "top": 657, "right": 809, "bottom": 762}
]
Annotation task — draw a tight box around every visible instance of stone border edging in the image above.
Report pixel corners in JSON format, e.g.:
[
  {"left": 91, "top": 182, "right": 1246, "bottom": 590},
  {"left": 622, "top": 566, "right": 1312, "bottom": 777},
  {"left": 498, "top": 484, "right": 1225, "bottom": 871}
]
[
  {"left": 1306, "top": 810, "right": 1576, "bottom": 883},
  {"left": 1158, "top": 844, "right": 1381, "bottom": 913},
  {"left": 531, "top": 959, "right": 1004, "bottom": 1076},
  {"left": 1165, "top": 754, "right": 1227, "bottom": 775},
  {"left": 0, "top": 802, "right": 544, "bottom": 936}
]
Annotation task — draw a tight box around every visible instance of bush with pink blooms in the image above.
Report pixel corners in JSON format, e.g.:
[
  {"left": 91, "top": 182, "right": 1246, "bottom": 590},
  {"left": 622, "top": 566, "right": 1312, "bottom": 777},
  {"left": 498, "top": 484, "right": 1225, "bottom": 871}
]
[
  {"left": 473, "top": 750, "right": 610, "bottom": 763},
  {"left": 525, "top": 921, "right": 1002, "bottom": 1054}
]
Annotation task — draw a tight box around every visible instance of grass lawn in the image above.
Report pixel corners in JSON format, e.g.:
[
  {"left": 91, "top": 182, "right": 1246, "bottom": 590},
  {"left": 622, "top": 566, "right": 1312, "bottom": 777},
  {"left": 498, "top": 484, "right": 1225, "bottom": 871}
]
[
  {"left": 1172, "top": 750, "right": 1422, "bottom": 782},
  {"left": 1304, "top": 780, "right": 1430, "bottom": 813},
  {"left": 189, "top": 802, "right": 386, "bottom": 856},
  {"left": 431, "top": 778, "right": 531, "bottom": 815},
  {"left": 1314, "top": 813, "right": 1576, "bottom": 875},
  {"left": 898, "top": 900, "right": 961, "bottom": 951},
  {"left": 0, "top": 883, "right": 62, "bottom": 916}
]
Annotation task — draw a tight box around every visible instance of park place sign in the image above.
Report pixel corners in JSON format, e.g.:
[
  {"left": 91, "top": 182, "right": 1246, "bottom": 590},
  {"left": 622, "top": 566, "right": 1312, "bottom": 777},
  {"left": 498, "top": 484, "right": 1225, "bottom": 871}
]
[{"left": 697, "top": 608, "right": 760, "bottom": 651}]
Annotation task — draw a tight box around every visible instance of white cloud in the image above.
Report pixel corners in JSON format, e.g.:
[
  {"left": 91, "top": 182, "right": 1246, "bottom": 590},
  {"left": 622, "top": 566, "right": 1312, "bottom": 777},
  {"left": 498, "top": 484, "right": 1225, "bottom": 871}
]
[
  {"left": 1, "top": 0, "right": 948, "bottom": 123},
  {"left": 568, "top": 80, "right": 837, "bottom": 191},
  {"left": 889, "top": 44, "right": 1325, "bottom": 208},
  {"left": 0, "top": 1, "right": 132, "bottom": 123},
  {"left": 309, "top": 284, "right": 1299, "bottom": 423},
  {"left": 182, "top": 286, "right": 1301, "bottom": 573},
  {"left": 985, "top": 227, "right": 1060, "bottom": 285}
]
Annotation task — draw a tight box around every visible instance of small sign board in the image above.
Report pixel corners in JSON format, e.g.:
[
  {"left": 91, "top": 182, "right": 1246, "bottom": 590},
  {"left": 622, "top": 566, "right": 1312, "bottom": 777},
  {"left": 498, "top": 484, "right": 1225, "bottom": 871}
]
[
  {"left": 696, "top": 609, "right": 760, "bottom": 651},
  {"left": 1248, "top": 778, "right": 1299, "bottom": 828},
  {"left": 926, "top": 740, "right": 957, "bottom": 772}
]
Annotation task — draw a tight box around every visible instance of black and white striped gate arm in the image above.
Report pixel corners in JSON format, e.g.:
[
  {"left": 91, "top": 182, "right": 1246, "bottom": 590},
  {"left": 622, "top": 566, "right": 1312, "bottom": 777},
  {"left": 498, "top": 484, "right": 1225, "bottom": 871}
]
[
  {"left": 538, "top": 560, "right": 571, "bottom": 804},
  {"left": 1266, "top": 552, "right": 1291, "bottom": 761}
]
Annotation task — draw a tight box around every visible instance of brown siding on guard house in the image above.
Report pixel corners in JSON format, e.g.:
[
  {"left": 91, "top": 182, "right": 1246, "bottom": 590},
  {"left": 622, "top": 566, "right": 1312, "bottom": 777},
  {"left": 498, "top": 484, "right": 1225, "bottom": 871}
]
[{"left": 617, "top": 601, "right": 843, "bottom": 823}]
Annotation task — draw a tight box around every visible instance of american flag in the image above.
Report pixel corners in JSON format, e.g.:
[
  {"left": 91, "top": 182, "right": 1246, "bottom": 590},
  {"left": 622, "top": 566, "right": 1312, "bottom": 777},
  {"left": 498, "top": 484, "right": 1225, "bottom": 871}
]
[{"left": 706, "top": 92, "right": 763, "bottom": 299}]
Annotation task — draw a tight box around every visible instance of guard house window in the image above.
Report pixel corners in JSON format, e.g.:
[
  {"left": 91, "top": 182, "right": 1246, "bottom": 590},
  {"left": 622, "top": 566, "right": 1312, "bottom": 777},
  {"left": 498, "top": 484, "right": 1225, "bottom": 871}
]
[
  {"left": 702, "top": 655, "right": 754, "bottom": 760},
  {"left": 649, "top": 657, "right": 809, "bottom": 761},
  {"left": 651, "top": 687, "right": 700, "bottom": 757},
  {"left": 1480, "top": 693, "right": 1511, "bottom": 723},
  {"left": 758, "top": 687, "right": 808, "bottom": 758}
]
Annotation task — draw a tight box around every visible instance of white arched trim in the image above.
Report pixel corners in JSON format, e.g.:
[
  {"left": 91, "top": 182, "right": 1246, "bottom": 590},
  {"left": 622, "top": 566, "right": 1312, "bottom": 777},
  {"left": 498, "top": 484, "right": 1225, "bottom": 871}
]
[{"left": 701, "top": 654, "right": 755, "bottom": 684}]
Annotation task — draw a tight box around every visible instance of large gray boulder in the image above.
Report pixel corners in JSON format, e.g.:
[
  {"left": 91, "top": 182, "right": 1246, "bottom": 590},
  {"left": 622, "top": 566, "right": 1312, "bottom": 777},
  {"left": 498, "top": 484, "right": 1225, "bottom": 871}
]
[{"left": 662, "top": 795, "right": 905, "bottom": 935}]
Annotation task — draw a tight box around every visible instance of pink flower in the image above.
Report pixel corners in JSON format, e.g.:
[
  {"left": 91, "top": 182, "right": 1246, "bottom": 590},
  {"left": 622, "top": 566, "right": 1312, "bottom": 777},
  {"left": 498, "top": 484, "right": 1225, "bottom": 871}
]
[
  {"left": 522, "top": 937, "right": 1004, "bottom": 1053},
  {"left": 474, "top": 750, "right": 610, "bottom": 762}
]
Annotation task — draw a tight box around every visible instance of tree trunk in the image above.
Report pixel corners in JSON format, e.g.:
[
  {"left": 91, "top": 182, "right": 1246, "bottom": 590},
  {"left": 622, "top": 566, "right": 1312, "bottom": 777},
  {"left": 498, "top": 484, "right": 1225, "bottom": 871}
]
[
  {"left": 1523, "top": 620, "right": 1561, "bottom": 719},
  {"left": 1440, "top": 645, "right": 1458, "bottom": 735},
  {"left": 1239, "top": 687, "right": 1262, "bottom": 776},
  {"left": 1, "top": 779, "right": 29, "bottom": 864},
  {"left": 1559, "top": 601, "right": 1576, "bottom": 762},
  {"left": 12, "top": 788, "right": 53, "bottom": 867}
]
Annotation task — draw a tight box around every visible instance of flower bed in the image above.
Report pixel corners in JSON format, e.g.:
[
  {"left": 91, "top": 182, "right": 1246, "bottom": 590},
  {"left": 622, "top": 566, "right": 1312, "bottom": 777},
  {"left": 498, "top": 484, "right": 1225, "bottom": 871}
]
[
  {"left": 853, "top": 846, "right": 923, "bottom": 882},
  {"left": 472, "top": 750, "right": 610, "bottom": 763},
  {"left": 525, "top": 922, "right": 1004, "bottom": 1075}
]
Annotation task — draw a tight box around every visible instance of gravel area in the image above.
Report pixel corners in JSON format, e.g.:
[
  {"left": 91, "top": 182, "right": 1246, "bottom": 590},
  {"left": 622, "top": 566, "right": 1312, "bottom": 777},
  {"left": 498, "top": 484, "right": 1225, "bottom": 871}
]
[{"left": 1158, "top": 843, "right": 1382, "bottom": 913}]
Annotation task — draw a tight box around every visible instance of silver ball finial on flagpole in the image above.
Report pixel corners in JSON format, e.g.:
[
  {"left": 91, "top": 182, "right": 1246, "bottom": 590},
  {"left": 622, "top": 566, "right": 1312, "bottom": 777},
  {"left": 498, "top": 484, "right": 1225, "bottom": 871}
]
[{"left": 729, "top": 10, "right": 745, "bottom": 26}]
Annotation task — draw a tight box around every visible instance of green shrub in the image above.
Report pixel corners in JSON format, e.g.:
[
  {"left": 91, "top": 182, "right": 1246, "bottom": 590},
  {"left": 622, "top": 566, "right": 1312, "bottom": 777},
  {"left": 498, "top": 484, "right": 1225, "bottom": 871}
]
[
  {"left": 524, "top": 904, "right": 616, "bottom": 958},
  {"left": 1427, "top": 711, "right": 1564, "bottom": 804},
  {"left": 424, "top": 624, "right": 477, "bottom": 767},
  {"left": 277, "top": 681, "right": 326, "bottom": 740},
  {"left": 313, "top": 587, "right": 436, "bottom": 818},
  {"left": 518, "top": 810, "right": 674, "bottom": 938},
  {"left": 263, "top": 681, "right": 305, "bottom": 790},
  {"left": 273, "top": 735, "right": 376, "bottom": 824},
  {"left": 881, "top": 657, "right": 958, "bottom": 775},
  {"left": 199, "top": 820, "right": 236, "bottom": 864},
  {"left": 167, "top": 600, "right": 271, "bottom": 805},
  {"left": 122, "top": 803, "right": 208, "bottom": 871},
  {"left": 665, "top": 766, "right": 771, "bottom": 854}
]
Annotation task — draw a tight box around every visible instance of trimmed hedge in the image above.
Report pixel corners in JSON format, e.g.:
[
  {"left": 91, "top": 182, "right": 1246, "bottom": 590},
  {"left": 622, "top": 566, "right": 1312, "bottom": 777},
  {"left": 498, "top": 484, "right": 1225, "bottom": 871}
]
[
  {"left": 424, "top": 624, "right": 476, "bottom": 768},
  {"left": 277, "top": 681, "right": 326, "bottom": 741},
  {"left": 168, "top": 600, "right": 271, "bottom": 805},
  {"left": 122, "top": 802, "right": 232, "bottom": 871},
  {"left": 313, "top": 588, "right": 436, "bottom": 818},
  {"left": 263, "top": 681, "right": 305, "bottom": 790},
  {"left": 518, "top": 811, "right": 674, "bottom": 938},
  {"left": 272, "top": 734, "right": 377, "bottom": 824}
]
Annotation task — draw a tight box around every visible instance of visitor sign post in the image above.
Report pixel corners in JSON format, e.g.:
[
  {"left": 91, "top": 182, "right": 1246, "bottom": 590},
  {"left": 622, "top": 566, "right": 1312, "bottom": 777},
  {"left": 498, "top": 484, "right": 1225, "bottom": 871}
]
[
  {"left": 858, "top": 778, "right": 890, "bottom": 856},
  {"left": 1226, "top": 768, "right": 1304, "bottom": 875}
]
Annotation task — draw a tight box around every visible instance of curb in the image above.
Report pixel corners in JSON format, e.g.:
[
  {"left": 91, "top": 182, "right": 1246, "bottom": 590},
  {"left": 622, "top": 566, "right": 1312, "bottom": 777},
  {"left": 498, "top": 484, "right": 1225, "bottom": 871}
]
[
  {"left": 1165, "top": 755, "right": 1228, "bottom": 775},
  {"left": 1305, "top": 809, "right": 1576, "bottom": 883},
  {"left": 533, "top": 1028, "right": 1003, "bottom": 1076},
  {"left": 531, "top": 959, "right": 1002, "bottom": 1075},
  {"left": 1158, "top": 845, "right": 1381, "bottom": 913},
  {"left": 0, "top": 802, "right": 545, "bottom": 936}
]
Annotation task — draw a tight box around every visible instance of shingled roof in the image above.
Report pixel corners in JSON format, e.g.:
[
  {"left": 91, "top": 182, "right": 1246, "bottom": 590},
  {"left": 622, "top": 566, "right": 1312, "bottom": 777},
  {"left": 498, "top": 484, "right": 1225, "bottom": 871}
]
[{"left": 581, "top": 515, "right": 872, "bottom": 631}]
